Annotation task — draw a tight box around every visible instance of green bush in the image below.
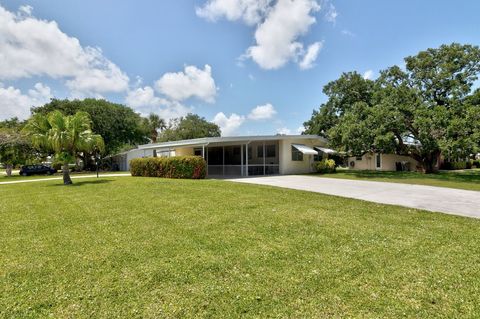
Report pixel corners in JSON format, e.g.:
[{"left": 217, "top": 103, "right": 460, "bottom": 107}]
[
  {"left": 441, "top": 161, "right": 471, "bottom": 170},
  {"left": 472, "top": 160, "right": 480, "bottom": 168},
  {"left": 314, "top": 159, "right": 336, "bottom": 174},
  {"left": 130, "top": 156, "right": 206, "bottom": 179}
]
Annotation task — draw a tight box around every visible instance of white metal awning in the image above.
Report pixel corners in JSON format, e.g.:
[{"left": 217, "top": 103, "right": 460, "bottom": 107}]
[
  {"left": 292, "top": 144, "right": 318, "bottom": 155},
  {"left": 314, "top": 146, "right": 336, "bottom": 154}
]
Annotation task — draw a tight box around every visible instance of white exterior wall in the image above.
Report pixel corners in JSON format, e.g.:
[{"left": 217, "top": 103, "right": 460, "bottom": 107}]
[
  {"left": 347, "top": 153, "right": 420, "bottom": 171},
  {"left": 279, "top": 138, "right": 326, "bottom": 175},
  {"left": 120, "top": 136, "right": 328, "bottom": 175}
]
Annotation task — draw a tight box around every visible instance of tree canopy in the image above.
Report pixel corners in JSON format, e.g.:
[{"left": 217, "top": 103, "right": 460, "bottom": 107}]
[
  {"left": 0, "top": 128, "right": 32, "bottom": 176},
  {"left": 32, "top": 99, "right": 148, "bottom": 155},
  {"left": 304, "top": 43, "right": 480, "bottom": 173},
  {"left": 159, "top": 113, "right": 221, "bottom": 142}
]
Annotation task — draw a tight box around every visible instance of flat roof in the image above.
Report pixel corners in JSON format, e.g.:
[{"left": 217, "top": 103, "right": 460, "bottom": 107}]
[{"left": 137, "top": 134, "right": 326, "bottom": 150}]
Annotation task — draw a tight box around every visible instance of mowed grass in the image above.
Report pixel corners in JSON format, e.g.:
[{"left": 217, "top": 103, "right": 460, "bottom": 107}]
[
  {"left": 0, "top": 171, "right": 127, "bottom": 182},
  {"left": 1, "top": 177, "right": 480, "bottom": 318},
  {"left": 313, "top": 169, "right": 480, "bottom": 191}
]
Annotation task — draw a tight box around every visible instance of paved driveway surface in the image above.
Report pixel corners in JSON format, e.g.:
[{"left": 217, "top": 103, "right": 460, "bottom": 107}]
[{"left": 227, "top": 175, "right": 480, "bottom": 219}]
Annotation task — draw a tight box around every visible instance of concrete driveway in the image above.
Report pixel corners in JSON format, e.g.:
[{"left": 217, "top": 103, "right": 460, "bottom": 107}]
[{"left": 227, "top": 175, "right": 480, "bottom": 219}]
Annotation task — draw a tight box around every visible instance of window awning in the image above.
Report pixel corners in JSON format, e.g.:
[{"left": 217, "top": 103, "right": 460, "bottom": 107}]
[
  {"left": 292, "top": 144, "right": 318, "bottom": 155},
  {"left": 314, "top": 146, "right": 336, "bottom": 154}
]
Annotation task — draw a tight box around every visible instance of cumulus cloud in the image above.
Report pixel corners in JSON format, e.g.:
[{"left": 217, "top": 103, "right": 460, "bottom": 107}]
[
  {"left": 155, "top": 65, "right": 217, "bottom": 103},
  {"left": 363, "top": 70, "right": 374, "bottom": 80},
  {"left": 213, "top": 112, "right": 245, "bottom": 136},
  {"left": 198, "top": 0, "right": 322, "bottom": 70},
  {"left": 245, "top": 0, "right": 321, "bottom": 70},
  {"left": 125, "top": 64, "right": 219, "bottom": 120},
  {"left": 299, "top": 41, "right": 323, "bottom": 70},
  {"left": 0, "top": 83, "right": 52, "bottom": 120},
  {"left": 276, "top": 127, "right": 292, "bottom": 135},
  {"left": 125, "top": 86, "right": 192, "bottom": 121},
  {"left": 248, "top": 103, "right": 277, "bottom": 120},
  {"left": 196, "top": 0, "right": 271, "bottom": 26},
  {"left": 0, "top": 5, "right": 129, "bottom": 95}
]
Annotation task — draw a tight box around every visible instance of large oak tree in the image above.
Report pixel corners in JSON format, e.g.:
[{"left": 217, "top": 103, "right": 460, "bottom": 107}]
[{"left": 304, "top": 43, "right": 480, "bottom": 173}]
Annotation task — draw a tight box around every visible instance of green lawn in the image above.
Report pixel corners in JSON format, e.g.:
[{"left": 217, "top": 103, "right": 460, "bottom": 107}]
[
  {"left": 0, "top": 171, "right": 126, "bottom": 181},
  {"left": 1, "top": 177, "right": 480, "bottom": 318},
  {"left": 313, "top": 169, "right": 480, "bottom": 191}
]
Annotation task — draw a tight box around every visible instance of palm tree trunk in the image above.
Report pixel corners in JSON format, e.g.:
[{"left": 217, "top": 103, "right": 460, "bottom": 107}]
[
  {"left": 62, "top": 163, "right": 73, "bottom": 185},
  {"left": 5, "top": 164, "right": 13, "bottom": 177}
]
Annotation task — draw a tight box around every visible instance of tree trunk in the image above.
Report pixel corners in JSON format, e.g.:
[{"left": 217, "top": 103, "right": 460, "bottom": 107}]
[
  {"left": 62, "top": 163, "right": 73, "bottom": 185},
  {"left": 5, "top": 164, "right": 13, "bottom": 177},
  {"left": 421, "top": 150, "right": 441, "bottom": 174}
]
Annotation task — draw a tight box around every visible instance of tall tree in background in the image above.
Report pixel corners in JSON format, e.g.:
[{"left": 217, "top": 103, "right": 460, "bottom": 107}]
[
  {"left": 0, "top": 129, "right": 32, "bottom": 177},
  {"left": 32, "top": 99, "right": 148, "bottom": 155},
  {"left": 144, "top": 113, "right": 166, "bottom": 157},
  {"left": 24, "top": 111, "right": 105, "bottom": 185},
  {"left": 304, "top": 43, "right": 480, "bottom": 173},
  {"left": 160, "top": 113, "right": 221, "bottom": 142}
]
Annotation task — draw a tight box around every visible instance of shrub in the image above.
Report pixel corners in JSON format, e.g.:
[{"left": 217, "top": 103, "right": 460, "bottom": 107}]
[
  {"left": 314, "top": 159, "right": 336, "bottom": 174},
  {"left": 441, "top": 161, "right": 470, "bottom": 170},
  {"left": 130, "top": 156, "right": 206, "bottom": 179}
]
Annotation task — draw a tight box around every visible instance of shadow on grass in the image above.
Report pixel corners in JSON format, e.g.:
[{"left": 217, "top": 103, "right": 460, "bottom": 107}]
[{"left": 48, "top": 179, "right": 113, "bottom": 187}]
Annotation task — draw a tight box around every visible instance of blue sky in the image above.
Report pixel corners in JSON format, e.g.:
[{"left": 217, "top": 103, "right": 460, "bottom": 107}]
[{"left": 0, "top": 0, "right": 479, "bottom": 136}]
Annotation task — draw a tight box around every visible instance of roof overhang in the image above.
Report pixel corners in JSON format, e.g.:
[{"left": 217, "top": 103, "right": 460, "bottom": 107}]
[
  {"left": 137, "top": 135, "right": 327, "bottom": 151},
  {"left": 292, "top": 144, "right": 318, "bottom": 155}
]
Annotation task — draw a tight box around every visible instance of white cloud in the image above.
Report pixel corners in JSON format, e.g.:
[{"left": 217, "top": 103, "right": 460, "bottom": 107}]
[
  {"left": 196, "top": 0, "right": 271, "bottom": 26},
  {"left": 198, "top": 0, "right": 322, "bottom": 70},
  {"left": 155, "top": 65, "right": 217, "bottom": 103},
  {"left": 299, "top": 41, "right": 323, "bottom": 70},
  {"left": 0, "top": 5, "right": 129, "bottom": 95},
  {"left": 212, "top": 112, "right": 245, "bottom": 136},
  {"left": 276, "top": 127, "right": 292, "bottom": 135},
  {"left": 125, "top": 86, "right": 166, "bottom": 108},
  {"left": 297, "top": 125, "right": 305, "bottom": 134},
  {"left": 248, "top": 103, "right": 277, "bottom": 120},
  {"left": 125, "top": 86, "right": 192, "bottom": 121},
  {"left": 363, "top": 70, "right": 374, "bottom": 80},
  {"left": 0, "top": 83, "right": 52, "bottom": 120},
  {"left": 324, "top": 3, "right": 337, "bottom": 23},
  {"left": 245, "top": 0, "right": 321, "bottom": 70},
  {"left": 341, "top": 29, "right": 355, "bottom": 37}
]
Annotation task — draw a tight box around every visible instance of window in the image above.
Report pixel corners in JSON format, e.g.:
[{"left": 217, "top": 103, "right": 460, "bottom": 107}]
[
  {"left": 194, "top": 148, "right": 202, "bottom": 156},
  {"left": 291, "top": 146, "right": 303, "bottom": 161},
  {"left": 266, "top": 145, "right": 276, "bottom": 157},
  {"left": 356, "top": 156, "right": 363, "bottom": 161},
  {"left": 257, "top": 145, "right": 263, "bottom": 158},
  {"left": 248, "top": 146, "right": 252, "bottom": 160}
]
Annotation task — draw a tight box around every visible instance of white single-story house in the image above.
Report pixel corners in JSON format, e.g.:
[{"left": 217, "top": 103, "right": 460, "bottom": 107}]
[
  {"left": 347, "top": 152, "right": 421, "bottom": 171},
  {"left": 111, "top": 135, "right": 333, "bottom": 177}
]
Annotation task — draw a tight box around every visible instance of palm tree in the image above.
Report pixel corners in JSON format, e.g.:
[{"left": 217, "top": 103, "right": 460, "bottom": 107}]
[
  {"left": 24, "top": 111, "right": 104, "bottom": 185},
  {"left": 145, "top": 113, "right": 166, "bottom": 157}
]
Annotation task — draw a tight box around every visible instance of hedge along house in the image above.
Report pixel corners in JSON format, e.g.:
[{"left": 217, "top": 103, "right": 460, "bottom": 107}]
[{"left": 112, "top": 135, "right": 330, "bottom": 177}]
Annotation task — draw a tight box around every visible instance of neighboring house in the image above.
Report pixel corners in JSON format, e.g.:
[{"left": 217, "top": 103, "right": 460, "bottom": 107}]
[
  {"left": 111, "top": 135, "right": 331, "bottom": 176},
  {"left": 347, "top": 153, "right": 420, "bottom": 171}
]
